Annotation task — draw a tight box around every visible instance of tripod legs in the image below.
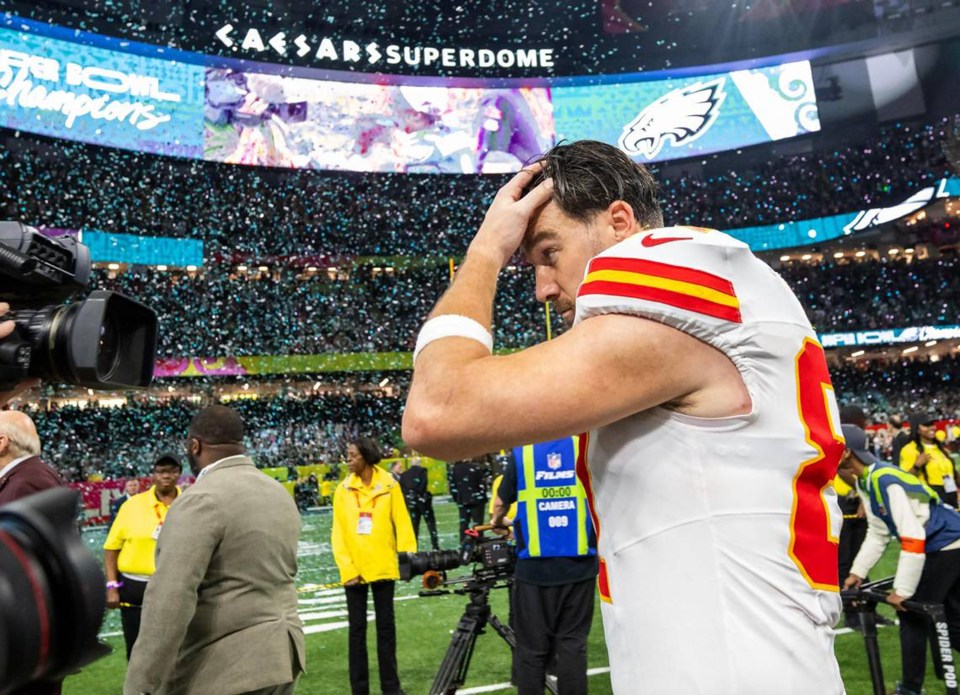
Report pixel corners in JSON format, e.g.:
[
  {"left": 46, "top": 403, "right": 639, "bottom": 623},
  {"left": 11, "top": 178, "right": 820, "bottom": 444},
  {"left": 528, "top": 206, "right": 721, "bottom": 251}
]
[
  {"left": 428, "top": 604, "right": 559, "bottom": 695},
  {"left": 429, "top": 612, "right": 483, "bottom": 695}
]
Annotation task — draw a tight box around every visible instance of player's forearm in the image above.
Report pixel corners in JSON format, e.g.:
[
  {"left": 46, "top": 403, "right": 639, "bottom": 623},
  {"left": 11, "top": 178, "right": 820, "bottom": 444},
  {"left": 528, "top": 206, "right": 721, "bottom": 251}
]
[{"left": 426, "top": 249, "right": 501, "bottom": 327}]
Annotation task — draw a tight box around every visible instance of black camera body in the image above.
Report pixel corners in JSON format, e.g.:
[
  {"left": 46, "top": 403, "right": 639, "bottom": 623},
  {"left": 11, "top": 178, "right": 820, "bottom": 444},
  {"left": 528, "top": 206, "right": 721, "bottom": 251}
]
[
  {"left": 399, "top": 527, "right": 516, "bottom": 584},
  {"left": 0, "top": 222, "right": 158, "bottom": 391}
]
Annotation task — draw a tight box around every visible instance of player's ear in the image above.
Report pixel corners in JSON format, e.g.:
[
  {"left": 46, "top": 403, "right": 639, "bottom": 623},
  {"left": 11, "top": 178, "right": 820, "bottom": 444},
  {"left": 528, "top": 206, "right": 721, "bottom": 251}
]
[{"left": 608, "top": 200, "right": 638, "bottom": 242}]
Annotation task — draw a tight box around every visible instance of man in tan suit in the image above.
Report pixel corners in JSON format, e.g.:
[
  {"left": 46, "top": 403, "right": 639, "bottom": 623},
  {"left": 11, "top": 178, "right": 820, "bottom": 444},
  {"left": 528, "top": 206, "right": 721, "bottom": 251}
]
[{"left": 125, "top": 405, "right": 305, "bottom": 695}]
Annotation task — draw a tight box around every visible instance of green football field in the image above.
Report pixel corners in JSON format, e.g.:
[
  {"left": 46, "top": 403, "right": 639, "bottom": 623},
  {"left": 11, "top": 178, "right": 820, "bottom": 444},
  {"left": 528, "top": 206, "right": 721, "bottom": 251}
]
[{"left": 65, "top": 499, "right": 944, "bottom": 694}]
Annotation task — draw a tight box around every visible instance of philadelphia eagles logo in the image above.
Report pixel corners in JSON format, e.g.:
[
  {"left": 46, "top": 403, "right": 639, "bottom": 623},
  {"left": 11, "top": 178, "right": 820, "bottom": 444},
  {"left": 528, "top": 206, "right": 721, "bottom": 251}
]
[{"left": 618, "top": 78, "right": 727, "bottom": 160}]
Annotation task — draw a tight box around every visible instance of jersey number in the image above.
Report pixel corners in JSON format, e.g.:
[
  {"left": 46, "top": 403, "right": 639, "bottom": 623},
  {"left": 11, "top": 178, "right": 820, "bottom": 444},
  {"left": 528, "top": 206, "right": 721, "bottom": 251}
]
[{"left": 789, "top": 339, "right": 844, "bottom": 591}]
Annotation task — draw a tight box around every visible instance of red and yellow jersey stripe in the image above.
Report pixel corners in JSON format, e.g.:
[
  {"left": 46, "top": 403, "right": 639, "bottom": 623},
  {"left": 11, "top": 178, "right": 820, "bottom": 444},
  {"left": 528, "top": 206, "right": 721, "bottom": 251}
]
[
  {"left": 577, "top": 256, "right": 741, "bottom": 324},
  {"left": 575, "top": 432, "right": 612, "bottom": 603}
]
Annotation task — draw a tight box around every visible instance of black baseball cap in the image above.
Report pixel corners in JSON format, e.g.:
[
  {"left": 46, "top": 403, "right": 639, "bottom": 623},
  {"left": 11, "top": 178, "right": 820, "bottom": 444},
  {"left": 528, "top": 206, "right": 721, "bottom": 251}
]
[
  {"left": 841, "top": 424, "right": 877, "bottom": 466},
  {"left": 908, "top": 412, "right": 938, "bottom": 430},
  {"left": 153, "top": 453, "right": 183, "bottom": 471}
]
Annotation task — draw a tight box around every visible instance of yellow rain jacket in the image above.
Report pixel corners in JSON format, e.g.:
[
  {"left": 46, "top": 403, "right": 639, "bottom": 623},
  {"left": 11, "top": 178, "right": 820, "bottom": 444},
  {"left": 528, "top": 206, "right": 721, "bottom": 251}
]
[{"left": 332, "top": 465, "right": 417, "bottom": 583}]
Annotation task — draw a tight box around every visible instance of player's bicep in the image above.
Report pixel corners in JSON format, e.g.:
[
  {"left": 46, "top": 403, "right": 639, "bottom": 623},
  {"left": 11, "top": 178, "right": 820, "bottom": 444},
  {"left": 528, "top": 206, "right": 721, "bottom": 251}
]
[{"left": 403, "top": 313, "right": 712, "bottom": 459}]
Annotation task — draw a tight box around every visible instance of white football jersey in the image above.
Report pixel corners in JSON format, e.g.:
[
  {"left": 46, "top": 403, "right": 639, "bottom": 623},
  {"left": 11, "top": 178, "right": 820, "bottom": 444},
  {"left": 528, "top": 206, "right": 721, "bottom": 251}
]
[{"left": 573, "top": 227, "right": 845, "bottom": 694}]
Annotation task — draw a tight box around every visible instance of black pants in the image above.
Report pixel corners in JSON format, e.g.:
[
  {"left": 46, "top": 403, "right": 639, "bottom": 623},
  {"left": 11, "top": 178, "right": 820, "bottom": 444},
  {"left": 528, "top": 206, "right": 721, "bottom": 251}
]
[
  {"left": 900, "top": 548, "right": 960, "bottom": 692},
  {"left": 408, "top": 500, "right": 440, "bottom": 551},
  {"left": 931, "top": 484, "right": 959, "bottom": 508},
  {"left": 345, "top": 580, "right": 401, "bottom": 695},
  {"left": 511, "top": 577, "right": 594, "bottom": 695},
  {"left": 838, "top": 517, "right": 868, "bottom": 582},
  {"left": 119, "top": 577, "right": 148, "bottom": 660},
  {"left": 457, "top": 502, "right": 486, "bottom": 538}
]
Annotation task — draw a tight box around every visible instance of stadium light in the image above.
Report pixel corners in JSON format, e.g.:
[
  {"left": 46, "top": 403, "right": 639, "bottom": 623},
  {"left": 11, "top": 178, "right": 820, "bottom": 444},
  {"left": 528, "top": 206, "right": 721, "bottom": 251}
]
[
  {"left": 801, "top": 254, "right": 811, "bottom": 261},
  {"left": 905, "top": 248, "right": 915, "bottom": 254},
  {"left": 379, "top": 378, "right": 390, "bottom": 387},
  {"left": 925, "top": 340, "right": 938, "bottom": 347},
  {"left": 237, "top": 264, "right": 248, "bottom": 272},
  {"left": 107, "top": 263, "right": 120, "bottom": 270},
  {"left": 855, "top": 251, "right": 866, "bottom": 258},
  {"left": 156, "top": 264, "right": 168, "bottom": 271},
  {"left": 833, "top": 252, "right": 844, "bottom": 259},
  {"left": 851, "top": 350, "right": 865, "bottom": 358},
  {"left": 887, "top": 249, "right": 899, "bottom": 255},
  {"left": 306, "top": 266, "right": 317, "bottom": 272},
  {"left": 902, "top": 346, "right": 919, "bottom": 354},
  {"left": 779, "top": 255, "right": 790, "bottom": 261},
  {"left": 186, "top": 265, "right": 198, "bottom": 272},
  {"left": 313, "top": 381, "right": 322, "bottom": 391},
  {"left": 258, "top": 265, "right": 269, "bottom": 272}
]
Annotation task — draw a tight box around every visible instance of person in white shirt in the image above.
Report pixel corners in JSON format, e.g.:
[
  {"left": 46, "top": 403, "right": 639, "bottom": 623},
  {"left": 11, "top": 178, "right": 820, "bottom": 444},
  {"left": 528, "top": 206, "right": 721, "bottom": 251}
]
[{"left": 841, "top": 423, "right": 960, "bottom": 695}]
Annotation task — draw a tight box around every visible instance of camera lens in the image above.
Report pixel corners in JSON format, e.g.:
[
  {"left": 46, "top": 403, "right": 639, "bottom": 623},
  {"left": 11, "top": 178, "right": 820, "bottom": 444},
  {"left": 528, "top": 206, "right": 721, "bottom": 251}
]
[
  {"left": 95, "top": 316, "right": 120, "bottom": 378},
  {"left": 0, "top": 489, "right": 109, "bottom": 691}
]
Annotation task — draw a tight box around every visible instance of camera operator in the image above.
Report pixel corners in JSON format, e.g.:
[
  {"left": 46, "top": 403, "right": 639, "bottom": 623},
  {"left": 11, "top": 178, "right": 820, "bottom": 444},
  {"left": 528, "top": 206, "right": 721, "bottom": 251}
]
[{"left": 491, "top": 436, "right": 597, "bottom": 695}]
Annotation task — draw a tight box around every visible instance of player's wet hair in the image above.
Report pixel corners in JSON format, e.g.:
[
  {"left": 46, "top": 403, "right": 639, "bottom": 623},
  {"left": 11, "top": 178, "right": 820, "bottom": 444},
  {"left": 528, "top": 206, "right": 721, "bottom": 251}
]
[{"left": 523, "top": 140, "right": 664, "bottom": 229}]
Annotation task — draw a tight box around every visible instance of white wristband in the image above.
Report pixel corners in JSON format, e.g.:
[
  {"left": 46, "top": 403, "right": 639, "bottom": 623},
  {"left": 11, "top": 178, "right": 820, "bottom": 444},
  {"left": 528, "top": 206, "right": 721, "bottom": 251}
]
[{"left": 413, "top": 315, "right": 494, "bottom": 363}]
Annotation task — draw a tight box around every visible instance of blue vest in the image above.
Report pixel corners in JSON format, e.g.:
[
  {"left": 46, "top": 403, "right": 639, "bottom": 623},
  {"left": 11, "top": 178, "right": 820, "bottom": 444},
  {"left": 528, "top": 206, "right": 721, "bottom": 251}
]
[
  {"left": 862, "top": 463, "right": 960, "bottom": 553},
  {"left": 513, "top": 437, "right": 596, "bottom": 560}
]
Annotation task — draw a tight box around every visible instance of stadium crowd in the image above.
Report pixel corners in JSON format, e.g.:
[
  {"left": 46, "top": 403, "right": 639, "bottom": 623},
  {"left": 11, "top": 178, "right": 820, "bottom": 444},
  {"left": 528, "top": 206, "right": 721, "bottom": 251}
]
[
  {"left": 26, "top": 391, "right": 405, "bottom": 482},
  {"left": 0, "top": 116, "right": 955, "bottom": 260},
  {"left": 85, "top": 254, "right": 960, "bottom": 358},
  {"left": 22, "top": 353, "right": 960, "bottom": 482}
]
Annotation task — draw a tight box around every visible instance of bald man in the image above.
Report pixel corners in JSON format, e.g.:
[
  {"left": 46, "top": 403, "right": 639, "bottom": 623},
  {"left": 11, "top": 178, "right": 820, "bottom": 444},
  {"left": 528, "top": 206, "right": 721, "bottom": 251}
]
[{"left": 0, "top": 410, "right": 63, "bottom": 506}]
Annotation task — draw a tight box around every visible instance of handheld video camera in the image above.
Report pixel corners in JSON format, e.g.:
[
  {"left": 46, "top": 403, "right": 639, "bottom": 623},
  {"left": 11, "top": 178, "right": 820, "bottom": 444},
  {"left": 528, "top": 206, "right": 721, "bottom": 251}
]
[
  {"left": 0, "top": 222, "right": 157, "bottom": 391},
  {"left": 399, "top": 526, "right": 515, "bottom": 589}
]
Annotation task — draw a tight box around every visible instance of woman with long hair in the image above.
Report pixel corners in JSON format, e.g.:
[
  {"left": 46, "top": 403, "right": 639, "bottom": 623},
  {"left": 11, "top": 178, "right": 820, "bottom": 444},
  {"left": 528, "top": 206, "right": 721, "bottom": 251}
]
[{"left": 900, "top": 412, "right": 957, "bottom": 506}]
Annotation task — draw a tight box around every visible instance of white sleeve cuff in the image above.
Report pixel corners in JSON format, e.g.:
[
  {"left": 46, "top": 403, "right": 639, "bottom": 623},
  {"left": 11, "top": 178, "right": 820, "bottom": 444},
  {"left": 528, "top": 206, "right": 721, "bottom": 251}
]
[{"left": 413, "top": 314, "right": 494, "bottom": 363}]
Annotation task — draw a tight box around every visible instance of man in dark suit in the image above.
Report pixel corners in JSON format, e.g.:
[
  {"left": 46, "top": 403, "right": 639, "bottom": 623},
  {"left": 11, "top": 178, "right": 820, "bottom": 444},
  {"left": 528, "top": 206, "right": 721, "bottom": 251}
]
[
  {"left": 0, "top": 410, "right": 63, "bottom": 506},
  {"left": 448, "top": 459, "right": 489, "bottom": 538},
  {"left": 109, "top": 478, "right": 142, "bottom": 527},
  {"left": 400, "top": 457, "right": 440, "bottom": 551},
  {"left": 125, "top": 405, "right": 304, "bottom": 695},
  {"left": 0, "top": 410, "right": 66, "bottom": 695}
]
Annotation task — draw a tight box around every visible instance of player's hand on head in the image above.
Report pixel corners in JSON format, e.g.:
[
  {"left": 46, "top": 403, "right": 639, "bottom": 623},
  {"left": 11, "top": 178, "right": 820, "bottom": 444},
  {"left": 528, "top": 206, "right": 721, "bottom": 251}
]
[{"left": 468, "top": 162, "right": 553, "bottom": 268}]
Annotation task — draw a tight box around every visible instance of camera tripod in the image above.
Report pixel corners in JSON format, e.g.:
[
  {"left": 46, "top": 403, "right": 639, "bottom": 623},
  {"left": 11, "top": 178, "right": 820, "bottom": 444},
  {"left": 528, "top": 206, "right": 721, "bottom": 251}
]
[
  {"left": 428, "top": 575, "right": 559, "bottom": 695},
  {"left": 842, "top": 576, "right": 958, "bottom": 695}
]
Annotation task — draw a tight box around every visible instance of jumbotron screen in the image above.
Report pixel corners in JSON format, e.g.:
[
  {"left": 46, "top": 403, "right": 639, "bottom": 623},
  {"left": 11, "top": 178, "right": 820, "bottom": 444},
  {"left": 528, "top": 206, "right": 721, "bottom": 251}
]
[{"left": 0, "top": 19, "right": 820, "bottom": 173}]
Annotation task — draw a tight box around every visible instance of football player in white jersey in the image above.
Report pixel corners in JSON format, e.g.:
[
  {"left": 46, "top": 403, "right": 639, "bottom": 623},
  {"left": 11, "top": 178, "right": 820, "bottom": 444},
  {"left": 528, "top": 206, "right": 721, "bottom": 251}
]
[{"left": 403, "top": 140, "right": 845, "bottom": 694}]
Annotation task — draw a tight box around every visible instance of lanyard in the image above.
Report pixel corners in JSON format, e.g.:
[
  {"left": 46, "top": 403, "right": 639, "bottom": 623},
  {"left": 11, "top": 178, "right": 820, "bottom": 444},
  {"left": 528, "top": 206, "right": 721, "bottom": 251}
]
[{"left": 352, "top": 490, "right": 381, "bottom": 512}]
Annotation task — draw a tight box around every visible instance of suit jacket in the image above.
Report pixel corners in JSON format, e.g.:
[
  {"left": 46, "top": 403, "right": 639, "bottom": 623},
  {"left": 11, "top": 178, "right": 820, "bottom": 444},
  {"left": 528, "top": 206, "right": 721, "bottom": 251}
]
[
  {"left": 0, "top": 456, "right": 63, "bottom": 506},
  {"left": 124, "top": 456, "right": 305, "bottom": 695}
]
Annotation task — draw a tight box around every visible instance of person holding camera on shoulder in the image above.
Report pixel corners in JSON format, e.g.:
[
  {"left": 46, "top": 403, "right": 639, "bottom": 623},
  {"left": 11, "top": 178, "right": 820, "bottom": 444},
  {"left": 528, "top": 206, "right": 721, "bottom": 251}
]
[
  {"left": 332, "top": 436, "right": 416, "bottom": 695},
  {"left": 491, "top": 435, "right": 597, "bottom": 695}
]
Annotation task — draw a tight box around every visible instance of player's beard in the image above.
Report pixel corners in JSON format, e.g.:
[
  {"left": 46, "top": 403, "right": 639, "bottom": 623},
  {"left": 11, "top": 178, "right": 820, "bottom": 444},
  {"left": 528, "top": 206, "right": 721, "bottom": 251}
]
[{"left": 554, "top": 298, "right": 575, "bottom": 326}]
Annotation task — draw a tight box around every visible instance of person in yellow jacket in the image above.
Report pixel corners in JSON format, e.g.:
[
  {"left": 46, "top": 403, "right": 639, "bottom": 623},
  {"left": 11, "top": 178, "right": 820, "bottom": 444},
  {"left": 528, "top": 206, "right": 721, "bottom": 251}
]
[
  {"left": 332, "top": 436, "right": 416, "bottom": 695},
  {"left": 900, "top": 412, "right": 957, "bottom": 506}
]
